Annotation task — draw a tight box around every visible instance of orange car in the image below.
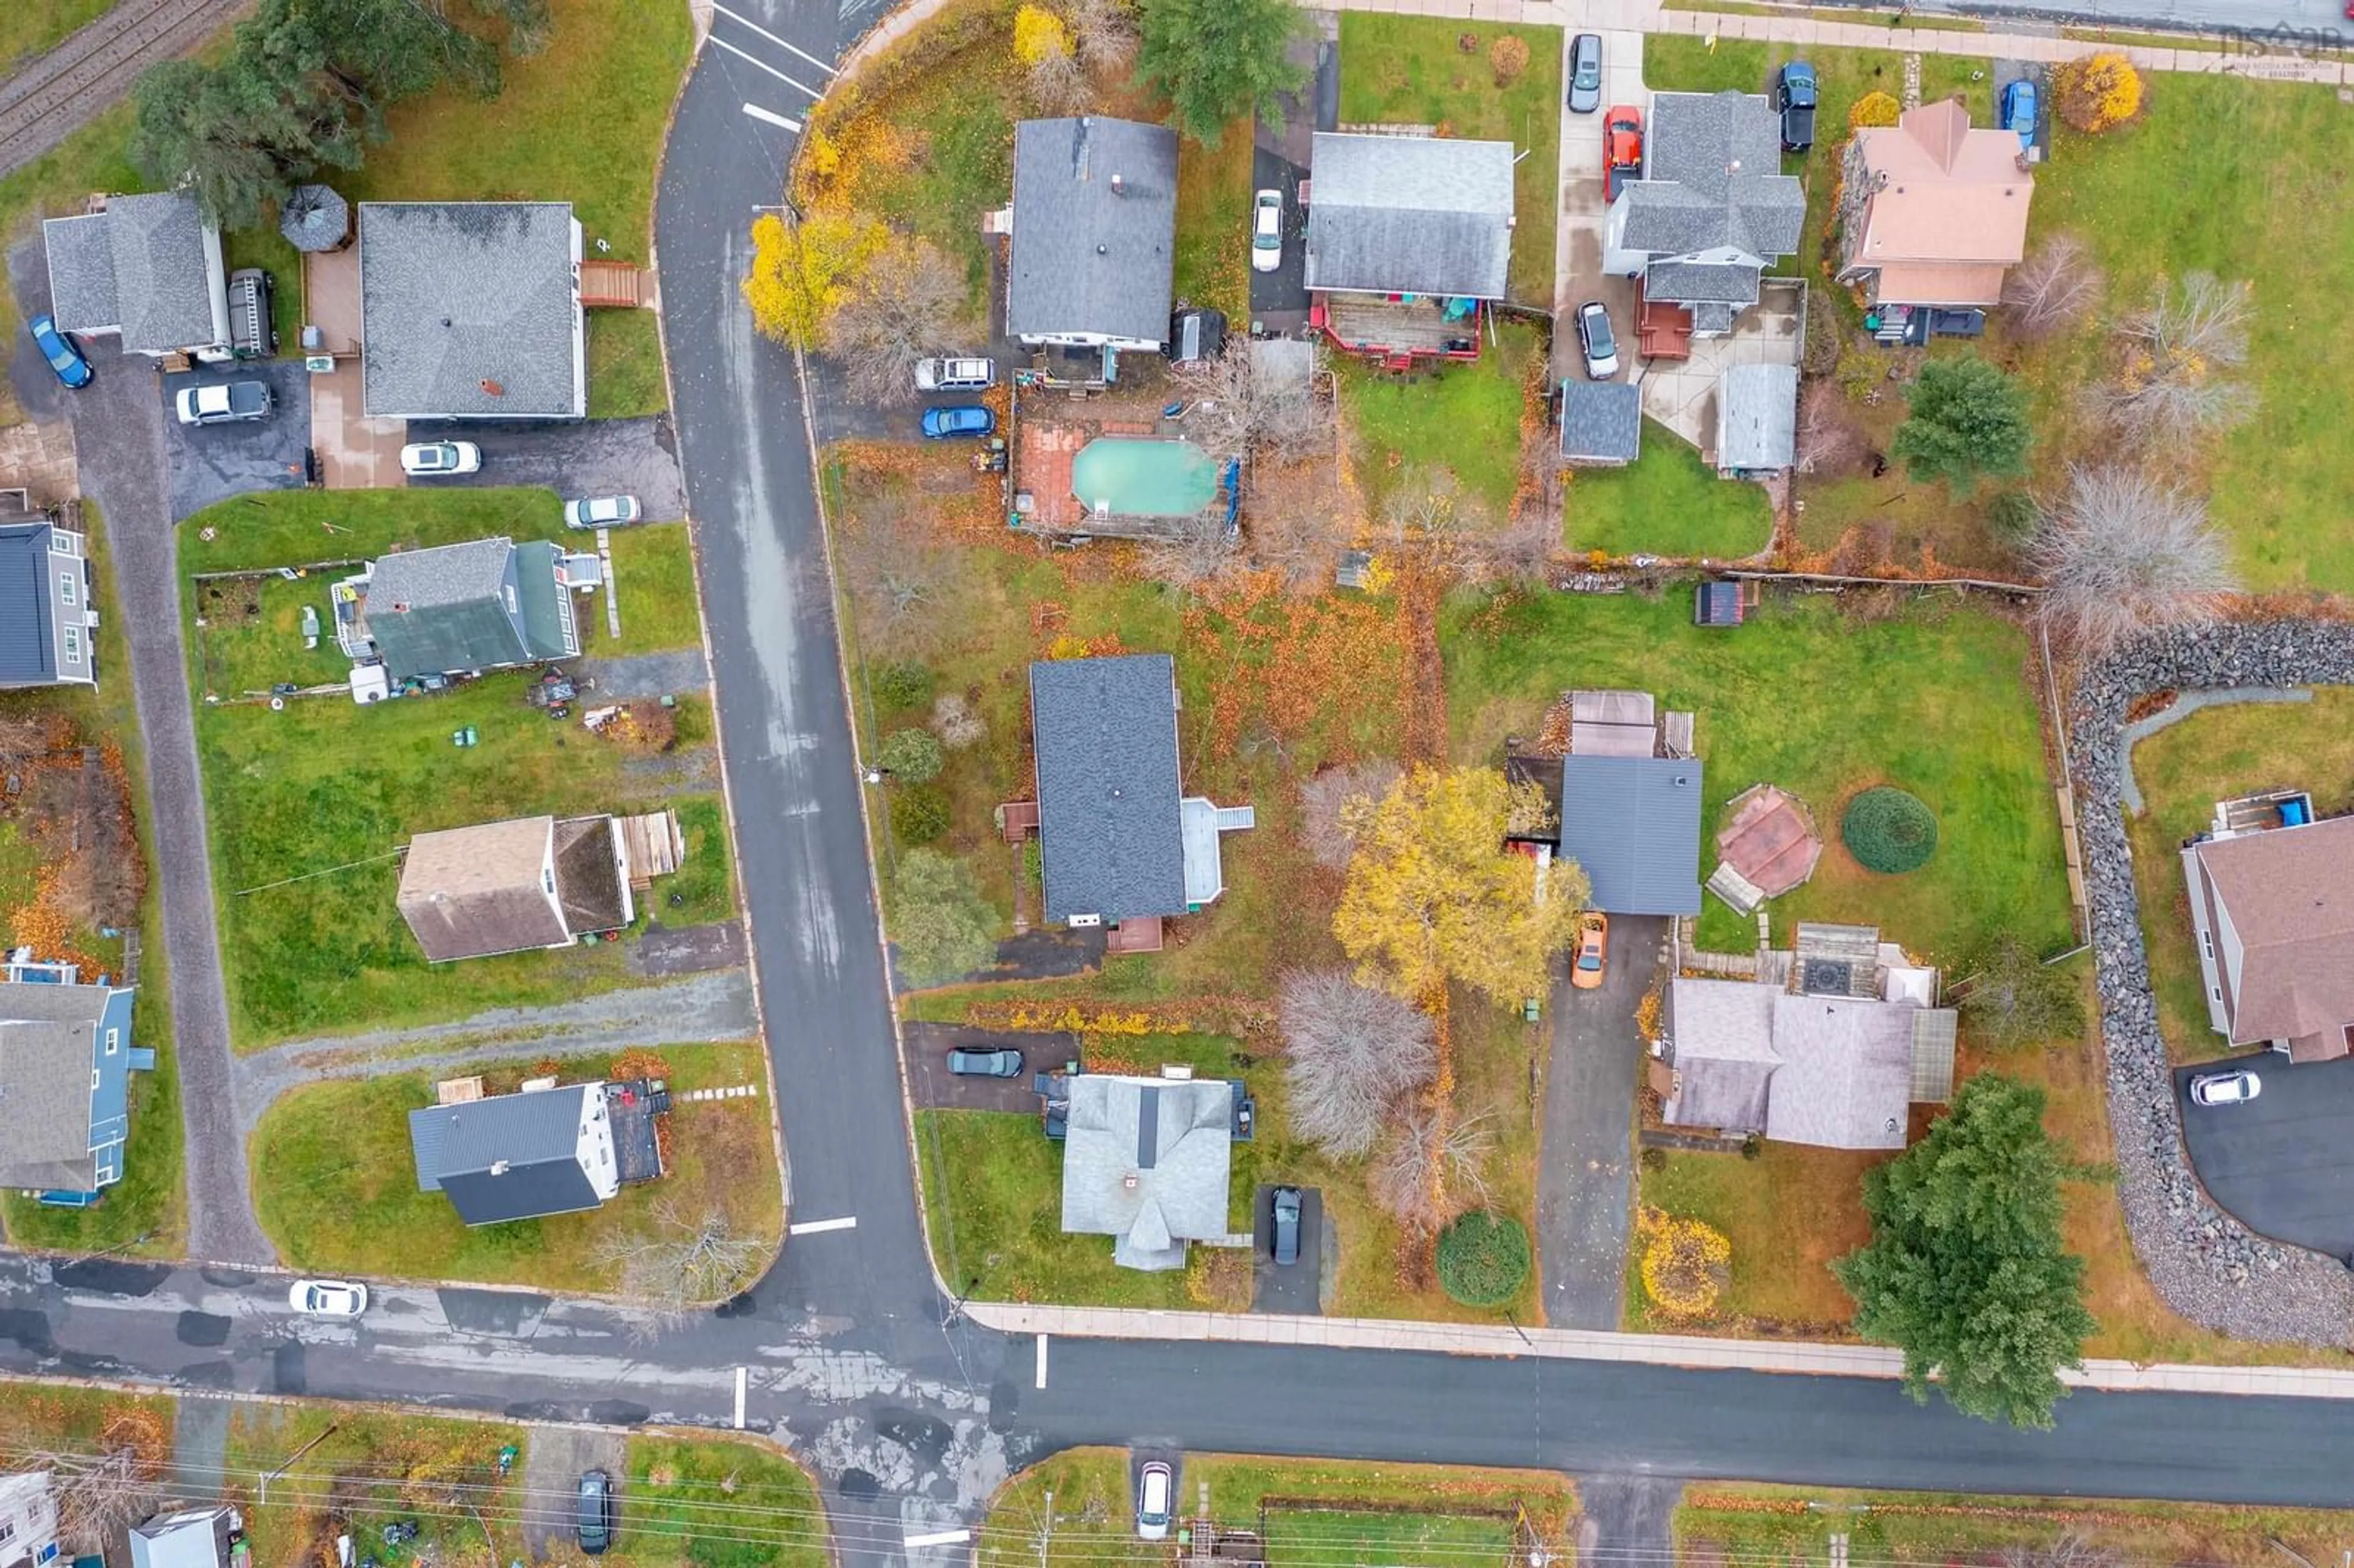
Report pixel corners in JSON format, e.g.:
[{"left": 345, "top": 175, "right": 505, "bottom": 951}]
[
  {"left": 1603, "top": 105, "right": 1644, "bottom": 200},
  {"left": 1571, "top": 911, "right": 1609, "bottom": 989}
]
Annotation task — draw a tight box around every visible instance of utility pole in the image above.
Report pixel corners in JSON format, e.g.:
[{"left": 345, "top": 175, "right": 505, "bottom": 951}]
[
  {"left": 1037, "top": 1490, "right": 1054, "bottom": 1568},
  {"left": 260, "top": 1421, "right": 338, "bottom": 1506}
]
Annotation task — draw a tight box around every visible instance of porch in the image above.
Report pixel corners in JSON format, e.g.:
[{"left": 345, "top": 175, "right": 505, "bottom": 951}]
[{"left": 1313, "top": 294, "right": 1482, "bottom": 366}]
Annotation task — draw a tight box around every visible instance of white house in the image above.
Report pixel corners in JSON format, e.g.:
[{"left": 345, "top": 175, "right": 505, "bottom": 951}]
[{"left": 0, "top": 1469, "right": 59, "bottom": 1568}]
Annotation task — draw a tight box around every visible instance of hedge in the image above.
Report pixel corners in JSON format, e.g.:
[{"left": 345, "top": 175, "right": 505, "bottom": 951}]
[
  {"left": 1436, "top": 1211, "right": 1531, "bottom": 1307},
  {"left": 1842, "top": 786, "right": 1939, "bottom": 875}
]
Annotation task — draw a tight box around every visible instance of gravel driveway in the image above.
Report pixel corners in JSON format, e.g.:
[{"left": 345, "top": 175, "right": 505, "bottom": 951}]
[{"left": 403, "top": 414, "right": 688, "bottom": 520}]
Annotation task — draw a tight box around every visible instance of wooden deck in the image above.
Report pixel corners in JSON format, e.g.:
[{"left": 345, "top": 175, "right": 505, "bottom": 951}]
[
  {"left": 581, "top": 260, "right": 646, "bottom": 308},
  {"left": 620, "top": 809, "right": 683, "bottom": 888}
]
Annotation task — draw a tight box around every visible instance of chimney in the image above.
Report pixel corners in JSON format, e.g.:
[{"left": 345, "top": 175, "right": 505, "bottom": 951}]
[
  {"left": 1112, "top": 173, "right": 1126, "bottom": 196},
  {"left": 1122, "top": 1173, "right": 1139, "bottom": 1190},
  {"left": 481, "top": 379, "right": 504, "bottom": 397}
]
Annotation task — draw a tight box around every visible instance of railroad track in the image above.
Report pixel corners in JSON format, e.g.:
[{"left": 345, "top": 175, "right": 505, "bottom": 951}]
[{"left": 0, "top": 0, "right": 251, "bottom": 182}]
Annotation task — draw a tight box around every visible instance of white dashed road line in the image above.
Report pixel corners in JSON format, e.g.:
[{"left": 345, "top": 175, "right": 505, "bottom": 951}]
[
  {"left": 905, "top": 1530, "right": 972, "bottom": 1549},
  {"left": 1035, "top": 1333, "right": 1049, "bottom": 1388}
]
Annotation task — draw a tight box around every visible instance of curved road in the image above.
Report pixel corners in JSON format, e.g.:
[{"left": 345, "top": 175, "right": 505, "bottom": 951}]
[{"left": 6, "top": 5, "right": 2354, "bottom": 1563}]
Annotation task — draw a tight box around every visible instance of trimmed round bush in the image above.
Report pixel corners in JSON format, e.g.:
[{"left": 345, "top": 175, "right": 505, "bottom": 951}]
[
  {"left": 1842, "top": 786, "right": 1940, "bottom": 875},
  {"left": 891, "top": 783, "right": 950, "bottom": 845},
  {"left": 1436, "top": 1211, "right": 1531, "bottom": 1307},
  {"left": 874, "top": 660, "right": 935, "bottom": 711},
  {"left": 876, "top": 727, "right": 945, "bottom": 783}
]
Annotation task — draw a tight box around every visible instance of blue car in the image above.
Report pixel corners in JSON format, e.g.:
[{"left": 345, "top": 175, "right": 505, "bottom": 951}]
[
  {"left": 27, "top": 314, "right": 91, "bottom": 389},
  {"left": 1775, "top": 60, "right": 1818, "bottom": 153},
  {"left": 2000, "top": 77, "right": 2039, "bottom": 150},
  {"left": 920, "top": 404, "right": 995, "bottom": 439}
]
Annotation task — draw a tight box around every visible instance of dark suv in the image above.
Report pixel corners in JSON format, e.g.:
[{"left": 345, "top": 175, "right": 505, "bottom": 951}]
[
  {"left": 577, "top": 1469, "right": 614, "bottom": 1555},
  {"left": 1776, "top": 61, "right": 1818, "bottom": 153}
]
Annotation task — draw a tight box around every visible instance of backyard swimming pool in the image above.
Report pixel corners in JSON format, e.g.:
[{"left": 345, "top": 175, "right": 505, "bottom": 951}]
[{"left": 1070, "top": 437, "right": 1221, "bottom": 518}]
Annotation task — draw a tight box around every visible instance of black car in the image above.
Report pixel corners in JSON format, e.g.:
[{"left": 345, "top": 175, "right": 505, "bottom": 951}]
[
  {"left": 1271, "top": 1187, "right": 1303, "bottom": 1266},
  {"left": 947, "top": 1046, "right": 1023, "bottom": 1078},
  {"left": 577, "top": 1469, "right": 614, "bottom": 1555},
  {"left": 1776, "top": 60, "right": 1818, "bottom": 153}
]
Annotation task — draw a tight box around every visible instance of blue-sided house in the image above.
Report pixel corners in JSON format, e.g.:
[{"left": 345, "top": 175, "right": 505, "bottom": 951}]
[{"left": 0, "top": 956, "right": 146, "bottom": 1206}]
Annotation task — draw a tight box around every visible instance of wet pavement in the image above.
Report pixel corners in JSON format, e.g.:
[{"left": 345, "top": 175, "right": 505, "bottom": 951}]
[
  {"left": 402, "top": 413, "right": 689, "bottom": 520},
  {"left": 161, "top": 359, "right": 313, "bottom": 520}
]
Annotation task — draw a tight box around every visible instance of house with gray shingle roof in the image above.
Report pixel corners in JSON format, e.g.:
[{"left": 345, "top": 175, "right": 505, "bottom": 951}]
[
  {"left": 1305, "top": 132, "right": 1515, "bottom": 365},
  {"left": 1060, "top": 1073, "right": 1236, "bottom": 1269},
  {"left": 42, "top": 191, "right": 232, "bottom": 360},
  {"left": 358, "top": 202, "right": 585, "bottom": 420},
  {"left": 1007, "top": 118, "right": 1178, "bottom": 354},
  {"left": 0, "top": 959, "right": 146, "bottom": 1206},
  {"left": 1027, "top": 654, "right": 1251, "bottom": 951},
  {"left": 332, "top": 536, "right": 587, "bottom": 683},
  {"left": 1603, "top": 93, "right": 1804, "bottom": 336},
  {"left": 0, "top": 522, "right": 96, "bottom": 689},
  {"left": 1716, "top": 362, "right": 1798, "bottom": 476}
]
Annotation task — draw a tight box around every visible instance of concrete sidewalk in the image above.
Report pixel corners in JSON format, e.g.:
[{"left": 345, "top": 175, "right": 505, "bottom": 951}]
[{"left": 972, "top": 1298, "right": 2354, "bottom": 1399}]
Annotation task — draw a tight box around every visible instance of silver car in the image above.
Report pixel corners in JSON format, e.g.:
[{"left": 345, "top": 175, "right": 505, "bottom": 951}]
[
  {"left": 564, "top": 495, "right": 643, "bottom": 529},
  {"left": 1568, "top": 34, "right": 1603, "bottom": 113},
  {"left": 1136, "top": 1461, "right": 1173, "bottom": 1540}
]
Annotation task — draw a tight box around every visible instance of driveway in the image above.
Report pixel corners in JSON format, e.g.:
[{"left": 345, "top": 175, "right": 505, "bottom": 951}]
[
  {"left": 1251, "top": 1184, "right": 1323, "bottom": 1314},
  {"left": 1553, "top": 31, "right": 1647, "bottom": 382},
  {"left": 1990, "top": 61, "right": 2050, "bottom": 161},
  {"left": 2175, "top": 1055, "right": 2354, "bottom": 1262},
  {"left": 901, "top": 1023, "right": 1068, "bottom": 1110},
  {"left": 1247, "top": 17, "right": 1331, "bottom": 333},
  {"left": 519, "top": 1425, "right": 624, "bottom": 1562},
  {"left": 1536, "top": 913, "right": 1666, "bottom": 1329},
  {"left": 402, "top": 414, "right": 688, "bottom": 520},
  {"left": 1640, "top": 278, "right": 1804, "bottom": 452},
  {"left": 160, "top": 359, "right": 313, "bottom": 520}
]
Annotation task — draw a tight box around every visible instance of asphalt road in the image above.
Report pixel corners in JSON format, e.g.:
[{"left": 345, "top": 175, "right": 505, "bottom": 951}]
[{"left": 2175, "top": 1056, "right": 2354, "bottom": 1260}]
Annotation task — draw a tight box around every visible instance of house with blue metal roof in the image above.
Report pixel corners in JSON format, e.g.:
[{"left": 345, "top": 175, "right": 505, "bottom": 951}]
[
  {"left": 0, "top": 957, "right": 146, "bottom": 1206},
  {"left": 1558, "top": 755, "right": 1706, "bottom": 916},
  {"left": 0, "top": 522, "right": 96, "bottom": 690}
]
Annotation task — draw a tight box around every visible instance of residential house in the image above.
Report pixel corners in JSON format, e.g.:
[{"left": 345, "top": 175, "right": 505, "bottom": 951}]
[
  {"left": 1604, "top": 93, "right": 1805, "bottom": 337},
  {"left": 409, "top": 1082, "right": 624, "bottom": 1225},
  {"left": 1663, "top": 922, "right": 1957, "bottom": 1150},
  {"left": 129, "top": 1506, "right": 242, "bottom": 1568},
  {"left": 1305, "top": 132, "right": 1516, "bottom": 365},
  {"left": 397, "top": 814, "right": 634, "bottom": 964},
  {"left": 0, "top": 1469, "right": 59, "bottom": 1568},
  {"left": 333, "top": 536, "right": 589, "bottom": 687},
  {"left": 358, "top": 202, "right": 585, "bottom": 420},
  {"left": 1005, "top": 117, "right": 1178, "bottom": 365},
  {"left": 0, "top": 522, "right": 96, "bottom": 690},
  {"left": 1028, "top": 655, "right": 1252, "bottom": 954},
  {"left": 1836, "top": 98, "right": 2034, "bottom": 310},
  {"left": 1559, "top": 380, "right": 1643, "bottom": 468},
  {"left": 1716, "top": 362, "right": 1797, "bottom": 476},
  {"left": 1558, "top": 754, "right": 1705, "bottom": 916},
  {"left": 2183, "top": 799, "right": 2354, "bottom": 1061},
  {"left": 42, "top": 191, "right": 232, "bottom": 361},
  {"left": 0, "top": 959, "right": 147, "bottom": 1207},
  {"left": 1060, "top": 1073, "right": 1237, "bottom": 1270}
]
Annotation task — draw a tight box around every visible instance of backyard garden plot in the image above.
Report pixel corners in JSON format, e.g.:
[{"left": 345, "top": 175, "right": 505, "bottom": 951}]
[{"left": 222, "top": 1404, "right": 530, "bottom": 1568}]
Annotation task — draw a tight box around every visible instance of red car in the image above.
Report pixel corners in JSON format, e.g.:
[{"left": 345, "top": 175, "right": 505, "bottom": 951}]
[{"left": 1604, "top": 105, "right": 1644, "bottom": 199}]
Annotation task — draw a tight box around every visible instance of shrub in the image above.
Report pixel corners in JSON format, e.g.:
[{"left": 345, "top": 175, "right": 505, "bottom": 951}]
[
  {"left": 876, "top": 727, "right": 945, "bottom": 783},
  {"left": 1842, "top": 786, "right": 1940, "bottom": 875},
  {"left": 874, "top": 660, "right": 934, "bottom": 710},
  {"left": 1639, "top": 1146, "right": 1668, "bottom": 1173},
  {"left": 1848, "top": 89, "right": 1900, "bottom": 128},
  {"left": 1013, "top": 3, "right": 1073, "bottom": 65},
  {"left": 891, "top": 784, "right": 950, "bottom": 844},
  {"left": 2052, "top": 53, "right": 2141, "bottom": 133},
  {"left": 1487, "top": 34, "right": 1531, "bottom": 86},
  {"left": 1639, "top": 1208, "right": 1732, "bottom": 1319},
  {"left": 1435, "top": 1211, "right": 1531, "bottom": 1306},
  {"left": 1987, "top": 490, "right": 2039, "bottom": 552},
  {"left": 893, "top": 848, "right": 997, "bottom": 985}
]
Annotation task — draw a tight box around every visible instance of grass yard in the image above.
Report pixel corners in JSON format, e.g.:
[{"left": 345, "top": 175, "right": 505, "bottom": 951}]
[
  {"left": 1444, "top": 587, "right": 2075, "bottom": 964},
  {"left": 1, "top": 0, "right": 111, "bottom": 68},
  {"left": 1562, "top": 422, "right": 1774, "bottom": 560},
  {"left": 0, "top": 1379, "right": 173, "bottom": 1458},
  {"left": 1173, "top": 116, "right": 1255, "bottom": 325},
  {"left": 661, "top": 795, "right": 737, "bottom": 925},
  {"left": 2124, "top": 691, "right": 2354, "bottom": 1065},
  {"left": 1628, "top": 1143, "right": 1881, "bottom": 1334},
  {"left": 0, "top": 101, "right": 138, "bottom": 344},
  {"left": 1338, "top": 15, "right": 1564, "bottom": 308},
  {"left": 251, "top": 1041, "right": 781, "bottom": 1290},
  {"left": 588, "top": 308, "right": 671, "bottom": 419},
  {"left": 604, "top": 522, "right": 705, "bottom": 656},
  {"left": 624, "top": 1432, "right": 829, "bottom": 1568},
  {"left": 224, "top": 1403, "right": 527, "bottom": 1567},
  {"left": 183, "top": 487, "right": 566, "bottom": 574},
  {"left": 1338, "top": 320, "right": 1541, "bottom": 516},
  {"left": 219, "top": 223, "right": 304, "bottom": 359}
]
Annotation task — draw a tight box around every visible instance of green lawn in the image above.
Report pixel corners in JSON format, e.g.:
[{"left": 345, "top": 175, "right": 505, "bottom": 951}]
[
  {"left": 225, "top": 1404, "right": 526, "bottom": 1567},
  {"left": 251, "top": 1042, "right": 780, "bottom": 1289},
  {"left": 0, "top": 1380, "right": 174, "bottom": 1459},
  {"left": 588, "top": 308, "right": 670, "bottom": 419},
  {"left": 1338, "top": 15, "right": 1564, "bottom": 308},
  {"left": 625, "top": 1433, "right": 829, "bottom": 1568},
  {"left": 1443, "top": 588, "right": 2075, "bottom": 962},
  {"left": 1173, "top": 116, "right": 1255, "bottom": 325},
  {"left": 0, "top": 101, "right": 138, "bottom": 343},
  {"left": 1628, "top": 1144, "right": 1880, "bottom": 1334},
  {"left": 661, "top": 795, "right": 737, "bottom": 925},
  {"left": 183, "top": 487, "right": 566, "bottom": 574},
  {"left": 1338, "top": 320, "right": 1541, "bottom": 515},
  {"left": 604, "top": 522, "right": 704, "bottom": 655},
  {"left": 218, "top": 223, "right": 304, "bottom": 359},
  {"left": 1563, "top": 422, "right": 1774, "bottom": 559},
  {"left": 2, "top": 0, "right": 112, "bottom": 68}
]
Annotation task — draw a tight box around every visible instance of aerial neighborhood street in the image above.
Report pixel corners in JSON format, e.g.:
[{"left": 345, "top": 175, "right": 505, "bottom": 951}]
[{"left": 7, "top": 0, "right": 2354, "bottom": 1564}]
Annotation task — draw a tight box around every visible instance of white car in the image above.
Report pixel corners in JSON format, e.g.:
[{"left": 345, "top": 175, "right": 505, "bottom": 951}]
[
  {"left": 914, "top": 356, "right": 995, "bottom": 392},
  {"left": 287, "top": 1279, "right": 368, "bottom": 1317},
  {"left": 2188, "top": 1068, "right": 2261, "bottom": 1107},
  {"left": 401, "top": 441, "right": 482, "bottom": 477},
  {"left": 1135, "top": 1461, "right": 1172, "bottom": 1540},
  {"left": 1252, "top": 189, "right": 1285, "bottom": 273},
  {"left": 175, "top": 381, "right": 272, "bottom": 425},
  {"left": 563, "top": 495, "right": 642, "bottom": 529}
]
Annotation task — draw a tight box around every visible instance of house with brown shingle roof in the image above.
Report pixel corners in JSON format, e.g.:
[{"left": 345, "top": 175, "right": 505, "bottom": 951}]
[
  {"left": 1834, "top": 97, "right": 2034, "bottom": 309},
  {"left": 397, "top": 813, "right": 634, "bottom": 963},
  {"left": 2184, "top": 810, "right": 2354, "bottom": 1062}
]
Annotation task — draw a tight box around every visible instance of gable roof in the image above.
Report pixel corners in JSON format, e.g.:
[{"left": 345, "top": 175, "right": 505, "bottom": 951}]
[
  {"left": 0, "top": 981, "right": 110, "bottom": 1191},
  {"left": 1007, "top": 118, "right": 1178, "bottom": 344},
  {"left": 0, "top": 524, "right": 60, "bottom": 685},
  {"left": 43, "top": 192, "right": 224, "bottom": 353},
  {"left": 554, "top": 815, "right": 629, "bottom": 935},
  {"left": 359, "top": 202, "right": 583, "bottom": 419},
  {"left": 1851, "top": 99, "right": 2033, "bottom": 274},
  {"left": 363, "top": 537, "right": 531, "bottom": 679},
  {"left": 1718, "top": 363, "right": 1797, "bottom": 472},
  {"left": 130, "top": 1506, "right": 236, "bottom": 1568},
  {"left": 1666, "top": 978, "right": 1779, "bottom": 1134},
  {"left": 1304, "top": 134, "right": 1516, "bottom": 300},
  {"left": 1030, "top": 655, "right": 1188, "bottom": 924},
  {"left": 1558, "top": 755, "right": 1704, "bottom": 915},
  {"left": 1620, "top": 94, "right": 1804, "bottom": 271},
  {"left": 408, "top": 1083, "right": 601, "bottom": 1225},
  {"left": 1764, "top": 992, "right": 1915, "bottom": 1150},
  {"left": 2193, "top": 816, "right": 2354, "bottom": 1048},
  {"left": 1061, "top": 1075, "right": 1234, "bottom": 1269},
  {"left": 1560, "top": 381, "right": 1642, "bottom": 464},
  {"left": 397, "top": 816, "right": 565, "bottom": 962}
]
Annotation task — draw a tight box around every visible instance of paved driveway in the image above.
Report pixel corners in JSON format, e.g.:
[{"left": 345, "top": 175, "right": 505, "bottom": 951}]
[
  {"left": 161, "top": 359, "right": 312, "bottom": 520},
  {"left": 1247, "top": 20, "right": 1331, "bottom": 333},
  {"left": 2176, "top": 1054, "right": 2354, "bottom": 1261},
  {"left": 1251, "top": 1184, "right": 1323, "bottom": 1314},
  {"left": 402, "top": 414, "right": 688, "bottom": 519},
  {"left": 1536, "top": 913, "right": 1667, "bottom": 1329},
  {"left": 1553, "top": 31, "right": 1647, "bottom": 381},
  {"left": 902, "top": 1023, "right": 1070, "bottom": 1109}
]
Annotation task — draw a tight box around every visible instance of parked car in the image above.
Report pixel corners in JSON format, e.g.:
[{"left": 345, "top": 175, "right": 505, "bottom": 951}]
[
  {"left": 921, "top": 405, "right": 996, "bottom": 439},
  {"left": 2189, "top": 1069, "right": 2261, "bottom": 1107},
  {"left": 1777, "top": 61, "right": 1818, "bottom": 153},
  {"left": 915, "top": 356, "right": 996, "bottom": 392},
  {"left": 1136, "top": 1462, "right": 1173, "bottom": 1541},
  {"left": 577, "top": 1469, "right": 615, "bottom": 1555},
  {"left": 1567, "top": 33, "right": 1603, "bottom": 113},
  {"left": 1999, "top": 77, "right": 2038, "bottom": 150},
  {"left": 401, "top": 440, "right": 481, "bottom": 476},
  {"left": 1571, "top": 911, "right": 1609, "bottom": 989},
  {"left": 286, "top": 1279, "right": 368, "bottom": 1317},
  {"left": 26, "top": 314, "right": 91, "bottom": 390},
  {"left": 175, "top": 380, "right": 273, "bottom": 425},
  {"left": 1252, "top": 188, "right": 1284, "bottom": 273},
  {"left": 1574, "top": 301, "right": 1619, "bottom": 381},
  {"left": 1603, "top": 105, "right": 1644, "bottom": 199},
  {"left": 947, "top": 1047, "right": 1023, "bottom": 1078},
  {"left": 1271, "top": 1186, "right": 1303, "bottom": 1266},
  {"left": 563, "top": 495, "right": 642, "bottom": 529}
]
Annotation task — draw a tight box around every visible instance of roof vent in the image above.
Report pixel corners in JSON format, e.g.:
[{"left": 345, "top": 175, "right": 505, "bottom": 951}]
[
  {"left": 1122, "top": 1173, "right": 1139, "bottom": 1190},
  {"left": 441, "top": 318, "right": 452, "bottom": 328},
  {"left": 1097, "top": 243, "right": 1108, "bottom": 256},
  {"left": 489, "top": 1160, "right": 510, "bottom": 1176},
  {"left": 1112, "top": 173, "right": 1126, "bottom": 195}
]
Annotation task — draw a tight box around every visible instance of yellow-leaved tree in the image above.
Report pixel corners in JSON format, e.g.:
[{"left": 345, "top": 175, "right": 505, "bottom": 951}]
[
  {"left": 1332, "top": 764, "right": 1588, "bottom": 1008},
  {"left": 1013, "top": 4, "right": 1074, "bottom": 65},
  {"left": 741, "top": 210, "right": 880, "bottom": 349}
]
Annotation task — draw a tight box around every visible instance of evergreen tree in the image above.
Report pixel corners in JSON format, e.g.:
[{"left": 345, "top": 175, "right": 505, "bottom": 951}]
[
  {"left": 1135, "top": 0, "right": 1308, "bottom": 146},
  {"left": 1891, "top": 355, "right": 2033, "bottom": 490}
]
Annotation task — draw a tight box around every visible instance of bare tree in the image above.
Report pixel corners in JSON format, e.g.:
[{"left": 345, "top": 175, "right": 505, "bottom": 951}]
[
  {"left": 2000, "top": 1536, "right": 2119, "bottom": 1568},
  {"left": 1795, "top": 376, "right": 1869, "bottom": 477},
  {"left": 1027, "top": 43, "right": 1094, "bottom": 115},
  {"left": 1380, "top": 467, "right": 1489, "bottom": 569},
  {"left": 593, "top": 1201, "right": 767, "bottom": 1326},
  {"left": 822, "top": 240, "right": 975, "bottom": 405},
  {"left": 1462, "top": 512, "right": 1558, "bottom": 590},
  {"left": 2093, "top": 271, "right": 2255, "bottom": 443},
  {"left": 1298, "top": 760, "right": 1403, "bottom": 872},
  {"left": 1281, "top": 969, "right": 1438, "bottom": 1158},
  {"left": 2000, "top": 235, "right": 2104, "bottom": 343},
  {"left": 1138, "top": 512, "right": 1242, "bottom": 593},
  {"left": 1066, "top": 0, "right": 1139, "bottom": 71},
  {"left": 2030, "top": 464, "right": 2238, "bottom": 653},
  {"left": 1188, "top": 344, "right": 1330, "bottom": 465},
  {"left": 1371, "top": 1105, "right": 1495, "bottom": 1231},
  {"left": 840, "top": 485, "right": 946, "bottom": 636},
  {"left": 1242, "top": 462, "right": 1349, "bottom": 594}
]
